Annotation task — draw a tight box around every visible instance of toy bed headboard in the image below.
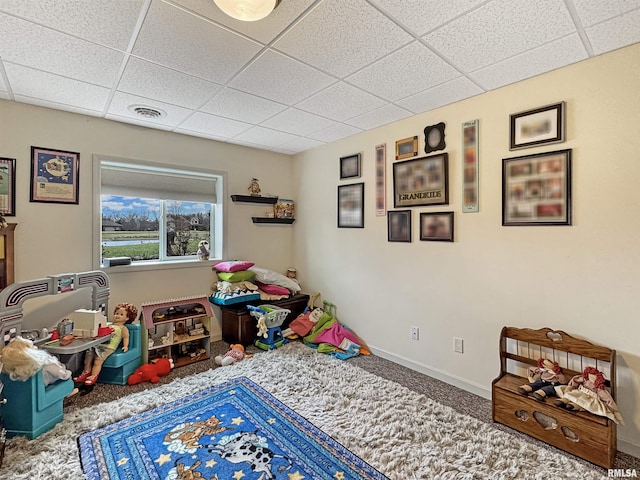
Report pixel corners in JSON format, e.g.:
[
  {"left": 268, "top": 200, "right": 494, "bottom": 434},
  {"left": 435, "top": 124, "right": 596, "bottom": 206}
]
[{"left": 0, "top": 270, "right": 109, "bottom": 351}]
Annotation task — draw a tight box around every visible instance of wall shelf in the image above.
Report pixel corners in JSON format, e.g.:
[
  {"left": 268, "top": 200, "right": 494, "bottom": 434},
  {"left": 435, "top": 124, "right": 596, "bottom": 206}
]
[
  {"left": 231, "top": 194, "right": 277, "bottom": 204},
  {"left": 251, "top": 217, "right": 295, "bottom": 224}
]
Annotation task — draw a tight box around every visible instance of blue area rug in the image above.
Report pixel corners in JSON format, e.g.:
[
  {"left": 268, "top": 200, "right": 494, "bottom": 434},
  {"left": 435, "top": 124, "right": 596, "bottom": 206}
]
[{"left": 79, "top": 376, "right": 387, "bottom": 479}]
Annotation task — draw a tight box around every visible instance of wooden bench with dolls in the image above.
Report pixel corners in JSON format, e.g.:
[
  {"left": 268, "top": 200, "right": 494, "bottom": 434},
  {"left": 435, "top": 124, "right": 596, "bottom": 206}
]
[{"left": 491, "top": 326, "right": 621, "bottom": 468}]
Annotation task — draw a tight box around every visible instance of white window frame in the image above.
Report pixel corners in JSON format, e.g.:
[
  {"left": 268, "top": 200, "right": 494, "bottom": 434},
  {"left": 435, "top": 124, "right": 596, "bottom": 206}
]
[{"left": 93, "top": 154, "right": 225, "bottom": 273}]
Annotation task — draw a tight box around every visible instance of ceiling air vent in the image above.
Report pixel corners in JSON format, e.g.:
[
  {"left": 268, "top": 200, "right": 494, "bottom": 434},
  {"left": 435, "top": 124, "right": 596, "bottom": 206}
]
[{"left": 128, "top": 105, "right": 165, "bottom": 119}]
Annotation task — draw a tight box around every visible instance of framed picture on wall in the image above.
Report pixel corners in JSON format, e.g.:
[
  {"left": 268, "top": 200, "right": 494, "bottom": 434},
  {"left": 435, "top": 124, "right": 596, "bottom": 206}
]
[
  {"left": 387, "top": 210, "right": 411, "bottom": 242},
  {"left": 337, "top": 183, "right": 364, "bottom": 228},
  {"left": 420, "top": 212, "right": 454, "bottom": 242},
  {"left": 393, "top": 153, "right": 448, "bottom": 208},
  {"left": 510, "top": 102, "right": 565, "bottom": 150},
  {"left": 424, "top": 122, "right": 446, "bottom": 154},
  {"left": 462, "top": 119, "right": 479, "bottom": 213},
  {"left": 340, "top": 153, "right": 361, "bottom": 179},
  {"left": 502, "top": 149, "right": 571, "bottom": 226},
  {"left": 395, "top": 136, "right": 418, "bottom": 160},
  {"left": 375, "top": 144, "right": 386, "bottom": 216},
  {"left": 30, "top": 146, "right": 80, "bottom": 204},
  {"left": 0, "top": 157, "right": 16, "bottom": 216}
]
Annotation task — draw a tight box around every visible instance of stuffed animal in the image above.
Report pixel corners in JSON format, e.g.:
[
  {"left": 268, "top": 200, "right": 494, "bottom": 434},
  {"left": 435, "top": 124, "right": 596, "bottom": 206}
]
[
  {"left": 127, "top": 357, "right": 173, "bottom": 385},
  {"left": 256, "top": 315, "right": 268, "bottom": 339},
  {"left": 197, "top": 240, "right": 210, "bottom": 260},
  {"left": 518, "top": 358, "right": 567, "bottom": 400},
  {"left": 214, "top": 344, "right": 250, "bottom": 366}
]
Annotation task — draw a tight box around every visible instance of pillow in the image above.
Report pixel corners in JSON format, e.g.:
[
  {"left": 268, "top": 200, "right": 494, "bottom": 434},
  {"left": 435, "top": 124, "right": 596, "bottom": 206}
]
[
  {"left": 217, "top": 270, "right": 256, "bottom": 282},
  {"left": 256, "top": 281, "right": 290, "bottom": 296},
  {"left": 249, "top": 267, "right": 301, "bottom": 293},
  {"left": 213, "top": 260, "right": 255, "bottom": 273}
]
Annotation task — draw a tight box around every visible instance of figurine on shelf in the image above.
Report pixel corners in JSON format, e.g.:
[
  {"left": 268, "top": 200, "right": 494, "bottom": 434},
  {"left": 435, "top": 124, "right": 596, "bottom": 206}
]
[
  {"left": 248, "top": 178, "right": 261, "bottom": 196},
  {"left": 73, "top": 303, "right": 138, "bottom": 386}
]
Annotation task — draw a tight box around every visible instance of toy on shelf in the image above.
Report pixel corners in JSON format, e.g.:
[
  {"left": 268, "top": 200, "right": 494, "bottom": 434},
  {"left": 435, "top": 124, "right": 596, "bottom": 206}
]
[
  {"left": 127, "top": 358, "right": 173, "bottom": 385},
  {"left": 248, "top": 178, "right": 261, "bottom": 196},
  {"left": 517, "top": 358, "right": 567, "bottom": 401},
  {"left": 248, "top": 305, "right": 290, "bottom": 351},
  {"left": 214, "top": 344, "right": 250, "bottom": 366}
]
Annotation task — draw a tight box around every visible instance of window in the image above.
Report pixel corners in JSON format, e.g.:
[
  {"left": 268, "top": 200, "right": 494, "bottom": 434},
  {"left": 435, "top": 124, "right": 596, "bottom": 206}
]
[{"left": 95, "top": 157, "right": 223, "bottom": 268}]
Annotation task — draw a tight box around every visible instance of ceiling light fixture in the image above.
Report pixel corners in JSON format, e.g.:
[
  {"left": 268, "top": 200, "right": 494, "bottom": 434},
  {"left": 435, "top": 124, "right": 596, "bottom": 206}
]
[{"left": 213, "top": 0, "right": 281, "bottom": 22}]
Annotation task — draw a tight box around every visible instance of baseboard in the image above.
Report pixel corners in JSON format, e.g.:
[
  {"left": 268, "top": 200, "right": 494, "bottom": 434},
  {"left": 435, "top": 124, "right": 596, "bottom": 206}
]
[
  {"left": 368, "top": 345, "right": 640, "bottom": 458},
  {"left": 367, "top": 345, "right": 490, "bottom": 400}
]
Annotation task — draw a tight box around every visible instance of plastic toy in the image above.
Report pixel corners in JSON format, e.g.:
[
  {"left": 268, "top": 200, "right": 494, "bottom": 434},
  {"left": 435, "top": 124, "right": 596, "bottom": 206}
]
[
  {"left": 214, "top": 344, "right": 250, "bottom": 366},
  {"left": 127, "top": 358, "right": 173, "bottom": 385}
]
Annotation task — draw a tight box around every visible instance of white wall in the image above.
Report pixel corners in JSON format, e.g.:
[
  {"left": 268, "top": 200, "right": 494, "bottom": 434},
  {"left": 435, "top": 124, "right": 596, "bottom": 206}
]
[
  {"left": 0, "top": 100, "right": 296, "bottom": 339},
  {"left": 292, "top": 43, "right": 640, "bottom": 455}
]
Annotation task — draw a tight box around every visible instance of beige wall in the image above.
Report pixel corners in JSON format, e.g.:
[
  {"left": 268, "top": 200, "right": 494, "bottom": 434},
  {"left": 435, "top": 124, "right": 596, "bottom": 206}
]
[
  {"left": 293, "top": 43, "right": 640, "bottom": 455},
  {"left": 0, "top": 100, "right": 296, "bottom": 338}
]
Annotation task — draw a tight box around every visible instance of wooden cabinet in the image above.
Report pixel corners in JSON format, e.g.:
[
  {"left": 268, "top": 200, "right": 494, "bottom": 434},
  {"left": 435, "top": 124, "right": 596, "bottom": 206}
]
[
  {"left": 140, "top": 296, "right": 214, "bottom": 368},
  {"left": 0, "top": 223, "right": 16, "bottom": 290},
  {"left": 221, "top": 293, "right": 309, "bottom": 346}
]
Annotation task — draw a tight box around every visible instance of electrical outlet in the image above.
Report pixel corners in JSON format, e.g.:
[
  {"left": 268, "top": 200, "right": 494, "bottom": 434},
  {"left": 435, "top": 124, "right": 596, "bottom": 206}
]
[
  {"left": 410, "top": 326, "right": 419, "bottom": 341},
  {"left": 454, "top": 337, "right": 464, "bottom": 353}
]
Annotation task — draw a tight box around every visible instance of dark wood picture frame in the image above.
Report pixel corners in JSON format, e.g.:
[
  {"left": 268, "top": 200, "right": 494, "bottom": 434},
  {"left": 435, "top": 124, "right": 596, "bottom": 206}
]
[
  {"left": 420, "top": 212, "right": 454, "bottom": 242},
  {"left": 424, "top": 122, "right": 446, "bottom": 154},
  {"left": 393, "top": 153, "right": 448, "bottom": 208},
  {"left": 0, "top": 157, "right": 16, "bottom": 216},
  {"left": 337, "top": 182, "right": 364, "bottom": 228},
  {"left": 30, "top": 146, "right": 80, "bottom": 204},
  {"left": 387, "top": 210, "right": 411, "bottom": 242},
  {"left": 502, "top": 149, "right": 571, "bottom": 226},
  {"left": 340, "top": 153, "right": 361, "bottom": 179},
  {"left": 510, "top": 102, "right": 565, "bottom": 150}
]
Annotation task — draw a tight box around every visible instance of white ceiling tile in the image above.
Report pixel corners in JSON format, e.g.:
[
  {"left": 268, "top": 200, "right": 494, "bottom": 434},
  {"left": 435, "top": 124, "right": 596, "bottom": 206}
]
[
  {"left": 297, "top": 82, "right": 387, "bottom": 121},
  {"left": 307, "top": 123, "right": 364, "bottom": 143},
  {"left": 105, "top": 112, "right": 174, "bottom": 131},
  {"left": 132, "top": 1, "right": 262, "bottom": 84},
  {"left": 0, "top": 92, "right": 11, "bottom": 100},
  {"left": 396, "top": 77, "right": 482, "bottom": 114},
  {"left": 573, "top": 0, "right": 640, "bottom": 27},
  {"left": 229, "top": 50, "right": 335, "bottom": 105},
  {"left": 173, "top": 128, "right": 229, "bottom": 143},
  {"left": 470, "top": 34, "right": 588, "bottom": 90},
  {"left": 279, "top": 137, "right": 325, "bottom": 153},
  {"left": 260, "top": 108, "right": 335, "bottom": 136},
  {"left": 274, "top": 0, "right": 413, "bottom": 77},
  {"left": 107, "top": 92, "right": 193, "bottom": 127},
  {"left": 345, "top": 104, "right": 413, "bottom": 130},
  {"left": 369, "top": 0, "right": 486, "bottom": 35},
  {"left": 0, "top": 14, "right": 123, "bottom": 87},
  {"left": 200, "top": 88, "right": 287, "bottom": 124},
  {"left": 232, "top": 126, "right": 299, "bottom": 148},
  {"left": 118, "top": 57, "right": 221, "bottom": 109},
  {"left": 0, "top": 0, "right": 144, "bottom": 50},
  {"left": 586, "top": 8, "right": 640, "bottom": 55},
  {"left": 424, "top": 0, "right": 575, "bottom": 71},
  {"left": 178, "top": 111, "right": 252, "bottom": 138},
  {"left": 170, "top": 0, "right": 317, "bottom": 44},
  {"left": 346, "top": 41, "right": 460, "bottom": 101},
  {"left": 0, "top": 72, "right": 6, "bottom": 92},
  {"left": 5, "top": 63, "right": 111, "bottom": 111}
]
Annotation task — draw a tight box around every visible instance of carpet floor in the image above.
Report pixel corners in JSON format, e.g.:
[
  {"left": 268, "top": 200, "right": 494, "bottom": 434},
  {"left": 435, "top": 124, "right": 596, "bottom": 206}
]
[{"left": 62, "top": 340, "right": 640, "bottom": 474}]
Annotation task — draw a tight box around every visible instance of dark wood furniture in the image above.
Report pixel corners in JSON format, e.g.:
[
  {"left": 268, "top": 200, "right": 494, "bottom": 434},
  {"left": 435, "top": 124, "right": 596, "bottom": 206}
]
[
  {"left": 220, "top": 293, "right": 309, "bottom": 346},
  {"left": 0, "top": 223, "right": 16, "bottom": 290},
  {"left": 492, "top": 326, "right": 617, "bottom": 468}
]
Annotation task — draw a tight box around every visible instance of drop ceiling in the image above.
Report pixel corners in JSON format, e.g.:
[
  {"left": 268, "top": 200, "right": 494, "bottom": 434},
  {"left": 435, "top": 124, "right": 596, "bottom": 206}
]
[{"left": 1, "top": 0, "right": 639, "bottom": 155}]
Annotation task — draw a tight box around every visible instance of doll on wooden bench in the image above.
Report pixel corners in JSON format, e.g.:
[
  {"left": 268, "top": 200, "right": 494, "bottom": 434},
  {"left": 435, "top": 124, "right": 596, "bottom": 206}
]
[
  {"left": 554, "top": 366, "right": 625, "bottom": 424},
  {"left": 517, "top": 358, "right": 567, "bottom": 401}
]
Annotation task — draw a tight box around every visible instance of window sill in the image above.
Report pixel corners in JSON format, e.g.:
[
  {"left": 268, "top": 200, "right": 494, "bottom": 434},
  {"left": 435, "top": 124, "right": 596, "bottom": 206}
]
[{"left": 100, "top": 258, "right": 215, "bottom": 274}]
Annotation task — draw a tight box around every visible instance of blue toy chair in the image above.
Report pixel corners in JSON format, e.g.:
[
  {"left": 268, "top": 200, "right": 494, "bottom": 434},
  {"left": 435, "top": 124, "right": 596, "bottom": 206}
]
[
  {"left": 98, "top": 323, "right": 142, "bottom": 385},
  {"left": 0, "top": 370, "right": 74, "bottom": 439}
]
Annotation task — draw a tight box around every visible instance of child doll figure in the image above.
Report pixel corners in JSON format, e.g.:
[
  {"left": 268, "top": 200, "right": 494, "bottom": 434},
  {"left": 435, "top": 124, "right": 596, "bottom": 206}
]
[
  {"left": 518, "top": 358, "right": 567, "bottom": 401},
  {"left": 74, "top": 303, "right": 138, "bottom": 385},
  {"left": 554, "top": 366, "right": 624, "bottom": 425}
]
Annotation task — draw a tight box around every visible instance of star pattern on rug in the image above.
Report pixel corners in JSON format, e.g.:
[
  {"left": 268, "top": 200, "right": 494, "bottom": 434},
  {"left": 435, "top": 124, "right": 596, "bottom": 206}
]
[
  {"left": 289, "top": 471, "right": 305, "bottom": 479},
  {"left": 117, "top": 457, "right": 129, "bottom": 467},
  {"left": 155, "top": 453, "right": 172, "bottom": 466},
  {"left": 206, "top": 459, "right": 217, "bottom": 468},
  {"left": 268, "top": 418, "right": 276, "bottom": 424},
  {"left": 231, "top": 416, "right": 244, "bottom": 425},
  {"left": 232, "top": 470, "right": 245, "bottom": 479},
  {"left": 334, "top": 472, "right": 345, "bottom": 479}
]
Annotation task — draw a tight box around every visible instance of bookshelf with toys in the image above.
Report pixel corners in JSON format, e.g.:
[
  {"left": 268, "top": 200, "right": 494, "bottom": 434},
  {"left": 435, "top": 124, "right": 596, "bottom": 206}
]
[{"left": 140, "top": 296, "right": 214, "bottom": 368}]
